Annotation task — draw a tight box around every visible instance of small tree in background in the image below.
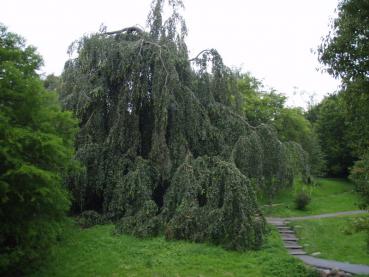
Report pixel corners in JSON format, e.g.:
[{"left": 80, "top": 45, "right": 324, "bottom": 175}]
[{"left": 0, "top": 24, "right": 78, "bottom": 275}]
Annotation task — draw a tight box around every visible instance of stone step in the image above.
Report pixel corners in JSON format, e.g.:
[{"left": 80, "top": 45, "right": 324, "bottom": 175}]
[
  {"left": 279, "top": 230, "right": 294, "bottom": 234},
  {"left": 284, "top": 240, "right": 301, "bottom": 246},
  {"left": 281, "top": 233, "right": 297, "bottom": 238},
  {"left": 282, "top": 236, "right": 298, "bottom": 241},
  {"left": 288, "top": 249, "right": 306, "bottom": 255},
  {"left": 268, "top": 222, "right": 285, "bottom": 226},
  {"left": 266, "top": 219, "right": 285, "bottom": 224},
  {"left": 284, "top": 244, "right": 303, "bottom": 249},
  {"left": 277, "top": 225, "right": 290, "bottom": 230}
]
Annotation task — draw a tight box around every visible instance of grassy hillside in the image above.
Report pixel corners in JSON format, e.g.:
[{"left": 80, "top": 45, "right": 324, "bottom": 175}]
[
  {"left": 30, "top": 223, "right": 317, "bottom": 277},
  {"left": 290, "top": 215, "right": 369, "bottom": 265},
  {"left": 262, "top": 178, "right": 359, "bottom": 217}
]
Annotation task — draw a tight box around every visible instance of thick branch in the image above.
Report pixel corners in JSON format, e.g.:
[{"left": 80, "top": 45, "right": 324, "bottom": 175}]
[
  {"left": 104, "top": 26, "right": 144, "bottom": 35},
  {"left": 188, "top": 49, "right": 213, "bottom": 62}
]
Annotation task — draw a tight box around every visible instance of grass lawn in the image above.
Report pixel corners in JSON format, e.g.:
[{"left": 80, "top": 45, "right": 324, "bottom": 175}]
[
  {"left": 261, "top": 178, "right": 360, "bottom": 217},
  {"left": 290, "top": 215, "right": 369, "bottom": 265},
  {"left": 29, "top": 223, "right": 317, "bottom": 277}
]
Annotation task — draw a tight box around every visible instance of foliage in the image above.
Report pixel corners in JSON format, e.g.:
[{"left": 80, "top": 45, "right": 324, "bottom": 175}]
[
  {"left": 237, "top": 75, "right": 325, "bottom": 176},
  {"left": 351, "top": 215, "right": 369, "bottom": 251},
  {"left": 0, "top": 24, "right": 78, "bottom": 275},
  {"left": 308, "top": 93, "right": 355, "bottom": 176},
  {"left": 30, "top": 224, "right": 318, "bottom": 277},
  {"left": 291, "top": 215, "right": 369, "bottom": 265},
  {"left": 342, "top": 79, "right": 369, "bottom": 157},
  {"left": 163, "top": 156, "right": 265, "bottom": 250},
  {"left": 61, "top": 0, "right": 310, "bottom": 250},
  {"left": 43, "top": 74, "right": 62, "bottom": 92},
  {"left": 274, "top": 108, "right": 325, "bottom": 176},
  {"left": 294, "top": 192, "right": 311, "bottom": 210},
  {"left": 77, "top": 210, "right": 106, "bottom": 228},
  {"left": 315, "top": 0, "right": 369, "bottom": 174},
  {"left": 315, "top": 0, "right": 369, "bottom": 252},
  {"left": 318, "top": 0, "right": 369, "bottom": 83},
  {"left": 349, "top": 152, "right": 369, "bottom": 209},
  {"left": 237, "top": 73, "right": 286, "bottom": 125},
  {"left": 308, "top": 86, "right": 369, "bottom": 179}
]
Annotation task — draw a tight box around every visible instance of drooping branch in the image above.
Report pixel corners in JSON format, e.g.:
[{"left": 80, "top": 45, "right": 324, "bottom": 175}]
[
  {"left": 188, "top": 49, "right": 214, "bottom": 62},
  {"left": 104, "top": 26, "right": 144, "bottom": 35}
]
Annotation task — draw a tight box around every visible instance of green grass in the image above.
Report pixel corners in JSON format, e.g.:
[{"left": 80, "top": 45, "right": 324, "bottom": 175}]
[
  {"left": 30, "top": 223, "right": 317, "bottom": 277},
  {"left": 261, "top": 178, "right": 360, "bottom": 217},
  {"left": 290, "top": 215, "right": 369, "bottom": 265}
]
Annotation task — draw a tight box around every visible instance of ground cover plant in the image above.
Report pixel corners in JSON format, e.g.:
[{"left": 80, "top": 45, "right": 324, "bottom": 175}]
[
  {"left": 262, "top": 178, "right": 359, "bottom": 217},
  {"left": 290, "top": 215, "right": 369, "bottom": 265},
  {"left": 29, "top": 223, "right": 318, "bottom": 277}
]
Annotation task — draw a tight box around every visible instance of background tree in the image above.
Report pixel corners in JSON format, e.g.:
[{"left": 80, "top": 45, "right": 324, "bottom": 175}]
[
  {"left": 0, "top": 24, "right": 78, "bottom": 275},
  {"left": 307, "top": 94, "right": 354, "bottom": 176},
  {"left": 237, "top": 73, "right": 285, "bottom": 125},
  {"left": 238, "top": 73, "right": 325, "bottom": 176},
  {"left": 273, "top": 108, "right": 326, "bottom": 176},
  {"left": 316, "top": 0, "right": 369, "bottom": 175},
  {"left": 318, "top": 0, "right": 369, "bottom": 83},
  {"left": 316, "top": 0, "right": 369, "bottom": 249},
  {"left": 343, "top": 80, "right": 369, "bottom": 157},
  {"left": 43, "top": 74, "right": 62, "bottom": 92}
]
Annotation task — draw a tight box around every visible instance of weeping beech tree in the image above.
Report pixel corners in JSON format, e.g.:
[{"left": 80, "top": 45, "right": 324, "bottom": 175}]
[{"left": 60, "top": 0, "right": 310, "bottom": 250}]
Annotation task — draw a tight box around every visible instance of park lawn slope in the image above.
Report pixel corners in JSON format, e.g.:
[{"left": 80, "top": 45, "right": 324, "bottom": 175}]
[
  {"left": 262, "top": 178, "right": 360, "bottom": 217},
  {"left": 30, "top": 223, "right": 317, "bottom": 277},
  {"left": 290, "top": 215, "right": 369, "bottom": 265}
]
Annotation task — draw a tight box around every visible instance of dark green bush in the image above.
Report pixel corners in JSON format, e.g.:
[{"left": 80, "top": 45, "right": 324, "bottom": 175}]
[
  {"left": 349, "top": 152, "right": 369, "bottom": 250},
  {"left": 77, "top": 210, "right": 106, "bottom": 228},
  {"left": 350, "top": 152, "right": 369, "bottom": 209},
  {"left": 294, "top": 192, "right": 311, "bottom": 210}
]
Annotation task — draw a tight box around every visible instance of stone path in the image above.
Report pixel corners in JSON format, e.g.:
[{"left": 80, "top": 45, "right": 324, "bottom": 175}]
[
  {"left": 267, "top": 211, "right": 369, "bottom": 276},
  {"left": 267, "top": 210, "right": 366, "bottom": 222}
]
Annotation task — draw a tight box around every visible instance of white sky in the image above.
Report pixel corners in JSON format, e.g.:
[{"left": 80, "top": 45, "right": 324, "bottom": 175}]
[{"left": 1, "top": 0, "right": 341, "bottom": 108}]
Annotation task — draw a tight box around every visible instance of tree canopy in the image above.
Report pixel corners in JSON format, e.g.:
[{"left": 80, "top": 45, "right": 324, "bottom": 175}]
[
  {"left": 237, "top": 74, "right": 325, "bottom": 176},
  {"left": 0, "top": 24, "right": 78, "bottom": 275},
  {"left": 315, "top": 0, "right": 369, "bottom": 213},
  {"left": 318, "top": 0, "right": 369, "bottom": 83},
  {"left": 61, "top": 0, "right": 310, "bottom": 250}
]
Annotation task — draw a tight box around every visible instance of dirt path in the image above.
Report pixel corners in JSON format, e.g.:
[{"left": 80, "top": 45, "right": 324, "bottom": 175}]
[{"left": 267, "top": 210, "right": 369, "bottom": 275}]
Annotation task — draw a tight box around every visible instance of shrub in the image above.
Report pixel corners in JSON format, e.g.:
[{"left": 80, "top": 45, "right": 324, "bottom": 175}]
[
  {"left": 77, "top": 210, "right": 106, "bottom": 228},
  {"left": 294, "top": 192, "right": 311, "bottom": 210},
  {"left": 350, "top": 152, "right": 369, "bottom": 209},
  {"left": 349, "top": 153, "right": 369, "bottom": 250}
]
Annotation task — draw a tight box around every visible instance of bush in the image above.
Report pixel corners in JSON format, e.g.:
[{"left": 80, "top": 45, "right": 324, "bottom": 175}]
[
  {"left": 350, "top": 152, "right": 369, "bottom": 209},
  {"left": 77, "top": 210, "right": 106, "bottom": 228},
  {"left": 349, "top": 153, "right": 369, "bottom": 250},
  {"left": 294, "top": 192, "right": 311, "bottom": 210},
  {"left": 0, "top": 24, "right": 78, "bottom": 275}
]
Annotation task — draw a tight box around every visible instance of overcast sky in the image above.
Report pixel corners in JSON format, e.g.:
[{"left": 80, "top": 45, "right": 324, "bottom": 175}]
[{"left": 1, "top": 0, "right": 341, "bottom": 108}]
